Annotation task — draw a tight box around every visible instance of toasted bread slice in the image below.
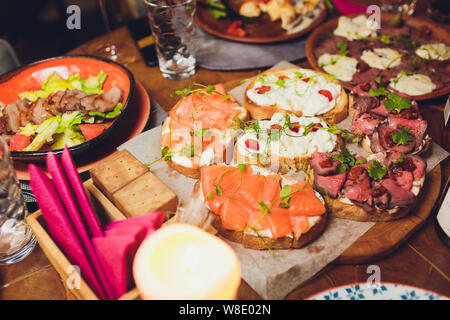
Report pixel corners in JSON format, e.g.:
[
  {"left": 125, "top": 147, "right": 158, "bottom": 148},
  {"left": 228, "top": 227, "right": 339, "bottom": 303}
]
[
  {"left": 323, "top": 195, "right": 412, "bottom": 222},
  {"left": 194, "top": 165, "right": 328, "bottom": 250},
  {"left": 244, "top": 68, "right": 348, "bottom": 123}
]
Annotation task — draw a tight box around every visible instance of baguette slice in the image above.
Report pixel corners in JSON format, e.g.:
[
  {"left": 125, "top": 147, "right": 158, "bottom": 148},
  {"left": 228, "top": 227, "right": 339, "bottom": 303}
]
[
  {"left": 160, "top": 84, "right": 248, "bottom": 179},
  {"left": 195, "top": 164, "right": 328, "bottom": 250},
  {"left": 233, "top": 113, "right": 345, "bottom": 174},
  {"left": 244, "top": 68, "right": 348, "bottom": 123}
]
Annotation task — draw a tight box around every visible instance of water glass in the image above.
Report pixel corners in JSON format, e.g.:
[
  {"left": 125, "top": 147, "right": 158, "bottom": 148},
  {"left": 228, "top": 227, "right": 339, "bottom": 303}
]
[
  {"left": 0, "top": 137, "right": 36, "bottom": 265},
  {"left": 381, "top": 0, "right": 418, "bottom": 15},
  {"left": 144, "top": 0, "right": 196, "bottom": 80}
]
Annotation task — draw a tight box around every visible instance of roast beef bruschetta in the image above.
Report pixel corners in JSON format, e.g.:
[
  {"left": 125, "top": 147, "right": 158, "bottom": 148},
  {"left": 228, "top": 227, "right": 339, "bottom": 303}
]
[
  {"left": 194, "top": 163, "right": 327, "bottom": 250},
  {"left": 310, "top": 148, "right": 427, "bottom": 222},
  {"left": 349, "top": 82, "right": 431, "bottom": 156}
]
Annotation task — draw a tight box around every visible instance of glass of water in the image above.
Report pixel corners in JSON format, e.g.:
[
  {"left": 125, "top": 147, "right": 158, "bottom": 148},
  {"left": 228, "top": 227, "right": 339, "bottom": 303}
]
[
  {"left": 144, "top": 0, "right": 197, "bottom": 80},
  {"left": 0, "top": 137, "right": 35, "bottom": 265}
]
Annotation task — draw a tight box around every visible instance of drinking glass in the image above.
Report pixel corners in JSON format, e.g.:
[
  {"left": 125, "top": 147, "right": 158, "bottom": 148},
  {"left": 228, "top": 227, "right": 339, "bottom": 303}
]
[
  {"left": 381, "top": 0, "right": 418, "bottom": 15},
  {"left": 144, "top": 0, "right": 197, "bottom": 80},
  {"left": 94, "top": 0, "right": 137, "bottom": 65},
  {"left": 0, "top": 137, "right": 36, "bottom": 265}
]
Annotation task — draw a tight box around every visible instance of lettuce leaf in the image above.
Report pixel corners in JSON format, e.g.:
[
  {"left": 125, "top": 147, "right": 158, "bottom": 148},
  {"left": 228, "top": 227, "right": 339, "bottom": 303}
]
[
  {"left": 51, "top": 129, "right": 86, "bottom": 150},
  {"left": 88, "top": 103, "right": 123, "bottom": 119},
  {"left": 23, "top": 116, "right": 61, "bottom": 151},
  {"left": 19, "top": 71, "right": 107, "bottom": 102}
]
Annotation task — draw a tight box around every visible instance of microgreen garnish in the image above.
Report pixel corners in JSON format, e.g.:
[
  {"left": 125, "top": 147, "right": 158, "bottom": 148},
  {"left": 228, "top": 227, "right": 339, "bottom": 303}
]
[
  {"left": 330, "top": 147, "right": 359, "bottom": 170},
  {"left": 369, "top": 87, "right": 389, "bottom": 97},
  {"left": 171, "top": 83, "right": 231, "bottom": 100},
  {"left": 183, "top": 144, "right": 201, "bottom": 157},
  {"left": 380, "top": 34, "right": 391, "bottom": 44},
  {"left": 336, "top": 41, "right": 349, "bottom": 56},
  {"left": 368, "top": 160, "right": 388, "bottom": 180},
  {"left": 238, "top": 163, "right": 247, "bottom": 172},
  {"left": 190, "top": 128, "right": 210, "bottom": 138},
  {"left": 145, "top": 146, "right": 173, "bottom": 167}
]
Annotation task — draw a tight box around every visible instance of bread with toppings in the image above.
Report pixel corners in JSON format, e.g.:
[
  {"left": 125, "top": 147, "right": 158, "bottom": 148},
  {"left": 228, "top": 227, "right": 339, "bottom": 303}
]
[
  {"left": 243, "top": 68, "right": 348, "bottom": 123},
  {"left": 194, "top": 164, "right": 328, "bottom": 250}
]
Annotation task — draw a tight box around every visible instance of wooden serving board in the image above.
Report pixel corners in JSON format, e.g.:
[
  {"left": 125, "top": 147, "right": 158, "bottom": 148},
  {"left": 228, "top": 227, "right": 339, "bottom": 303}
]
[{"left": 223, "top": 79, "right": 442, "bottom": 265}]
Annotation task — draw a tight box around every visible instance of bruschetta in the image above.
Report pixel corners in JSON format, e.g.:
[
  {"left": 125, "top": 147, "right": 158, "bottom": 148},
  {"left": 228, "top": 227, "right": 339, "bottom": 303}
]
[
  {"left": 160, "top": 84, "right": 248, "bottom": 179},
  {"left": 243, "top": 68, "right": 348, "bottom": 123},
  {"left": 349, "top": 82, "right": 431, "bottom": 156},
  {"left": 233, "top": 112, "right": 344, "bottom": 174},
  {"left": 194, "top": 163, "right": 328, "bottom": 250},
  {"left": 310, "top": 147, "right": 427, "bottom": 222}
]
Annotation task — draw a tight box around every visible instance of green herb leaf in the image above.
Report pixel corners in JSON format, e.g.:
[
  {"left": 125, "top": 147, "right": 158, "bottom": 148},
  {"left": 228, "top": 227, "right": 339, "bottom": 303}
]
[
  {"left": 391, "top": 126, "right": 412, "bottom": 145},
  {"left": 215, "top": 185, "right": 222, "bottom": 196},
  {"left": 191, "top": 128, "right": 209, "bottom": 138},
  {"left": 238, "top": 163, "right": 247, "bottom": 172},
  {"left": 380, "top": 34, "right": 391, "bottom": 44},
  {"left": 369, "top": 87, "right": 389, "bottom": 97},
  {"left": 336, "top": 163, "right": 347, "bottom": 173},
  {"left": 206, "top": 0, "right": 227, "bottom": 19},
  {"left": 368, "top": 160, "right": 388, "bottom": 180},
  {"left": 280, "top": 185, "right": 292, "bottom": 199},
  {"left": 384, "top": 92, "right": 412, "bottom": 113},
  {"left": 183, "top": 144, "right": 201, "bottom": 157}
]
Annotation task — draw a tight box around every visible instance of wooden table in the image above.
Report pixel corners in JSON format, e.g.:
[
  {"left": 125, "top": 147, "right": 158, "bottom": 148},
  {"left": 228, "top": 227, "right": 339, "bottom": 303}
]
[{"left": 1, "top": 3, "right": 449, "bottom": 300}]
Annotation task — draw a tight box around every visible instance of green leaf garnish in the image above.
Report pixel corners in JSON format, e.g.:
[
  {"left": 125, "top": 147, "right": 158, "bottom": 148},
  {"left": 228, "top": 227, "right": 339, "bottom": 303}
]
[
  {"left": 190, "top": 128, "right": 209, "bottom": 138},
  {"left": 391, "top": 126, "right": 412, "bottom": 145},
  {"left": 257, "top": 201, "right": 269, "bottom": 215},
  {"left": 336, "top": 41, "right": 349, "bottom": 56},
  {"left": 369, "top": 87, "right": 389, "bottom": 97},
  {"left": 384, "top": 92, "right": 412, "bottom": 113},
  {"left": 183, "top": 144, "right": 201, "bottom": 157},
  {"left": 368, "top": 160, "right": 388, "bottom": 180},
  {"left": 238, "top": 163, "right": 247, "bottom": 172}
]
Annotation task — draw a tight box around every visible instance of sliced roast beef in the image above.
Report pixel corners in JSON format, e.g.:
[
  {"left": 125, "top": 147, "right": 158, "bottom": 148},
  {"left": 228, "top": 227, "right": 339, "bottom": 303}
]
[
  {"left": 352, "top": 81, "right": 377, "bottom": 96},
  {"left": 28, "top": 98, "right": 53, "bottom": 125},
  {"left": 347, "top": 41, "right": 363, "bottom": 59},
  {"left": 369, "top": 131, "right": 385, "bottom": 153},
  {"left": 410, "top": 155, "right": 426, "bottom": 180},
  {"left": 316, "top": 38, "right": 339, "bottom": 55},
  {"left": 378, "top": 27, "right": 410, "bottom": 37},
  {"left": 351, "top": 112, "right": 381, "bottom": 135},
  {"left": 387, "top": 117, "right": 427, "bottom": 150},
  {"left": 378, "top": 125, "right": 416, "bottom": 154},
  {"left": 393, "top": 170, "right": 414, "bottom": 191},
  {"left": 346, "top": 166, "right": 369, "bottom": 185},
  {"left": 343, "top": 176, "right": 371, "bottom": 203},
  {"left": 352, "top": 95, "right": 379, "bottom": 112},
  {"left": 370, "top": 182, "right": 390, "bottom": 208},
  {"left": 351, "top": 68, "right": 380, "bottom": 86},
  {"left": 93, "top": 87, "right": 124, "bottom": 113},
  {"left": 369, "top": 102, "right": 390, "bottom": 117},
  {"left": 380, "top": 178, "right": 415, "bottom": 207},
  {"left": 310, "top": 151, "right": 339, "bottom": 176},
  {"left": 314, "top": 171, "right": 347, "bottom": 198}
]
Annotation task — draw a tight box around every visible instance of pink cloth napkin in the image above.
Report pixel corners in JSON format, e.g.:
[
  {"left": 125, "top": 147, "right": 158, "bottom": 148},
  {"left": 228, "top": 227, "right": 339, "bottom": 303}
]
[{"left": 332, "top": 0, "right": 367, "bottom": 15}]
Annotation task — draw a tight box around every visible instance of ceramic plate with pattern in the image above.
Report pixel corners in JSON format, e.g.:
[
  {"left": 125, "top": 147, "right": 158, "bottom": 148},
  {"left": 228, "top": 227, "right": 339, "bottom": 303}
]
[{"left": 307, "top": 283, "right": 449, "bottom": 300}]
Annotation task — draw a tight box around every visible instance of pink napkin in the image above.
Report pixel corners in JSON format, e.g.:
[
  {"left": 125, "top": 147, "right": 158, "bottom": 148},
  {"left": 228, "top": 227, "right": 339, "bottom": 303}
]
[{"left": 332, "top": 0, "right": 367, "bottom": 15}]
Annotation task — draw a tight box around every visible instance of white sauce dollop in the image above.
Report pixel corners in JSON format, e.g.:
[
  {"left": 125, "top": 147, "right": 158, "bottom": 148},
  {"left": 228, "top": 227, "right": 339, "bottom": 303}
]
[
  {"left": 333, "top": 15, "right": 377, "bottom": 41},
  {"left": 360, "top": 48, "right": 402, "bottom": 70},
  {"left": 389, "top": 73, "right": 436, "bottom": 96},
  {"left": 415, "top": 43, "right": 450, "bottom": 61},
  {"left": 318, "top": 54, "right": 358, "bottom": 82}
]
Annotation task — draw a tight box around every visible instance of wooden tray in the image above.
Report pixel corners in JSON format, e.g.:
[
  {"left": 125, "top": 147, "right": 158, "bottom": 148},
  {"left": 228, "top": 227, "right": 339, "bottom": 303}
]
[
  {"left": 195, "top": 0, "right": 327, "bottom": 44},
  {"left": 223, "top": 78, "right": 442, "bottom": 265},
  {"left": 305, "top": 13, "right": 450, "bottom": 100},
  {"left": 26, "top": 179, "right": 141, "bottom": 300}
]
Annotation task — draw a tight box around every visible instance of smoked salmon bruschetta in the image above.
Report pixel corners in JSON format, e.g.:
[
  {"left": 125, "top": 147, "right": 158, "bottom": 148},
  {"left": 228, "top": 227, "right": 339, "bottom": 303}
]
[
  {"left": 310, "top": 147, "right": 427, "bottom": 222},
  {"left": 160, "top": 84, "right": 248, "bottom": 179},
  {"left": 349, "top": 82, "right": 431, "bottom": 156},
  {"left": 234, "top": 112, "right": 345, "bottom": 174},
  {"left": 243, "top": 68, "right": 348, "bottom": 123},
  {"left": 195, "top": 163, "right": 328, "bottom": 250}
]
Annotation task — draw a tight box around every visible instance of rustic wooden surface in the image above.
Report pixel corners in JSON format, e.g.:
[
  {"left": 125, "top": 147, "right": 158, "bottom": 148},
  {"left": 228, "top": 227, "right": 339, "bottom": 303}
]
[{"left": 0, "top": 0, "right": 449, "bottom": 300}]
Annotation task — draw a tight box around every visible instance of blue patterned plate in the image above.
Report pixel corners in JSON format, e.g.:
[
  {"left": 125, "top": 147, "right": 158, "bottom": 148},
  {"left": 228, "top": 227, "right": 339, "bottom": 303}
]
[{"left": 307, "top": 283, "right": 449, "bottom": 300}]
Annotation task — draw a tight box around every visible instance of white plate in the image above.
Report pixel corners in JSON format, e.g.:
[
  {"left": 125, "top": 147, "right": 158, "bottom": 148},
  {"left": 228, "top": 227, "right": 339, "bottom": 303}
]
[{"left": 307, "top": 283, "right": 449, "bottom": 300}]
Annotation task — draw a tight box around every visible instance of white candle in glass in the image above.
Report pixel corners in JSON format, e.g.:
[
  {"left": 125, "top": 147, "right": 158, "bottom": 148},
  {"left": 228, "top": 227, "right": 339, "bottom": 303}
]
[{"left": 133, "top": 224, "right": 241, "bottom": 300}]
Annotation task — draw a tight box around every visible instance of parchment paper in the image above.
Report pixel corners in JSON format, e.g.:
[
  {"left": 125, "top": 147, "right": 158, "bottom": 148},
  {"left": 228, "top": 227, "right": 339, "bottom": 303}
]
[{"left": 118, "top": 61, "right": 449, "bottom": 300}]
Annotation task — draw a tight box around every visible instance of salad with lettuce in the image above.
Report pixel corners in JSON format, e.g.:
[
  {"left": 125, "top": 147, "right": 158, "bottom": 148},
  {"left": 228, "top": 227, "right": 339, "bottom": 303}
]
[{"left": 7, "top": 71, "right": 124, "bottom": 152}]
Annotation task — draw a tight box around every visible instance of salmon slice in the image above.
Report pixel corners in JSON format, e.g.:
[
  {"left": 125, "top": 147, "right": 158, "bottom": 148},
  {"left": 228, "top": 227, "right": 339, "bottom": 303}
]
[
  {"left": 288, "top": 181, "right": 326, "bottom": 216},
  {"left": 201, "top": 166, "right": 242, "bottom": 213},
  {"left": 259, "top": 174, "right": 281, "bottom": 206},
  {"left": 267, "top": 203, "right": 293, "bottom": 239},
  {"left": 247, "top": 206, "right": 271, "bottom": 232},
  {"left": 221, "top": 197, "right": 250, "bottom": 230},
  {"left": 290, "top": 215, "right": 311, "bottom": 240},
  {"left": 234, "top": 168, "right": 266, "bottom": 208}
]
